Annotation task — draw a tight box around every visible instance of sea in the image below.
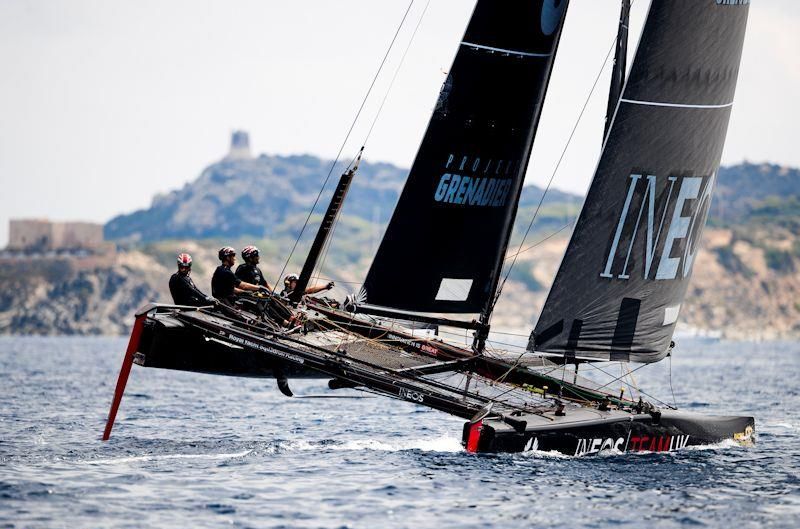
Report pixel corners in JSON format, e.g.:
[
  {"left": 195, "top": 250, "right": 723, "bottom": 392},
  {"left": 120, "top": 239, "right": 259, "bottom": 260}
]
[{"left": 1, "top": 336, "right": 798, "bottom": 529}]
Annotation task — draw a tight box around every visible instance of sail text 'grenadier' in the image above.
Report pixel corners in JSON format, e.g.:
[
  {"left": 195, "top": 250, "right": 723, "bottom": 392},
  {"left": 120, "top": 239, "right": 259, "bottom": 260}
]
[
  {"left": 212, "top": 247, "right": 267, "bottom": 305},
  {"left": 169, "top": 253, "right": 213, "bottom": 307}
]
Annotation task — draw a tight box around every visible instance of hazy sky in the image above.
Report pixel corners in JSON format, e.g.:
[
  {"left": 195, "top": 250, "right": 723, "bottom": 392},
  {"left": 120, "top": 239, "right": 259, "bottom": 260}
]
[{"left": 0, "top": 0, "right": 797, "bottom": 247}]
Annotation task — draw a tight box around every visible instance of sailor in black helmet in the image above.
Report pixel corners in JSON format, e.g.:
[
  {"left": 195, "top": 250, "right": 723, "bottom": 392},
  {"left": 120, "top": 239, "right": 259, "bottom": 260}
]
[
  {"left": 281, "top": 273, "right": 334, "bottom": 299},
  {"left": 235, "top": 245, "right": 273, "bottom": 291},
  {"left": 169, "top": 253, "right": 214, "bottom": 306},
  {"left": 212, "top": 246, "right": 267, "bottom": 305}
]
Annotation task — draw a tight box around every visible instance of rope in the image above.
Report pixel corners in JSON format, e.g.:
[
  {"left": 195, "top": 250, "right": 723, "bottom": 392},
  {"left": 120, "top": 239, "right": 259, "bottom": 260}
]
[
  {"left": 361, "top": 0, "right": 432, "bottom": 147},
  {"left": 310, "top": 0, "right": 431, "bottom": 290},
  {"left": 582, "top": 360, "right": 675, "bottom": 410},
  {"left": 502, "top": 222, "right": 572, "bottom": 261},
  {"left": 668, "top": 352, "right": 677, "bottom": 408},
  {"left": 272, "top": 0, "right": 415, "bottom": 291}
]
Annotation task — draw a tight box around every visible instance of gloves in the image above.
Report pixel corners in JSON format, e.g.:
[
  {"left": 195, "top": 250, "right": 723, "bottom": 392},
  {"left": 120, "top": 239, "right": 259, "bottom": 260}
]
[
  {"left": 205, "top": 296, "right": 219, "bottom": 305},
  {"left": 326, "top": 281, "right": 335, "bottom": 290},
  {"left": 259, "top": 286, "right": 271, "bottom": 294}
]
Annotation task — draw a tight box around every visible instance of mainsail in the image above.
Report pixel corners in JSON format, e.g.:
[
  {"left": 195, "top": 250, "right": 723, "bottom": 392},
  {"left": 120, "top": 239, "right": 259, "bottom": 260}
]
[
  {"left": 362, "top": 0, "right": 570, "bottom": 314},
  {"left": 530, "top": 0, "right": 749, "bottom": 363}
]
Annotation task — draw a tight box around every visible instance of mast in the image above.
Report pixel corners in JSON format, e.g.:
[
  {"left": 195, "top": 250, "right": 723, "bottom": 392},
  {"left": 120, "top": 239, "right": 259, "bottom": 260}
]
[
  {"left": 290, "top": 149, "right": 362, "bottom": 303},
  {"left": 604, "top": 0, "right": 630, "bottom": 142}
]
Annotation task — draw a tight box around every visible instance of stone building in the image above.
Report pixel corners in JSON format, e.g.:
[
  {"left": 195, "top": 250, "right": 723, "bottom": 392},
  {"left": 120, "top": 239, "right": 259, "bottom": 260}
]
[
  {"left": 7, "top": 219, "right": 104, "bottom": 251},
  {"left": 226, "top": 130, "right": 252, "bottom": 160}
]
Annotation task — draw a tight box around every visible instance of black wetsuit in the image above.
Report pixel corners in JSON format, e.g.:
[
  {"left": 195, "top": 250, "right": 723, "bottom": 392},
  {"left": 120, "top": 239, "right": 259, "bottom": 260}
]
[
  {"left": 169, "top": 272, "right": 209, "bottom": 306},
  {"left": 211, "top": 265, "right": 241, "bottom": 304},
  {"left": 235, "top": 263, "right": 267, "bottom": 287}
]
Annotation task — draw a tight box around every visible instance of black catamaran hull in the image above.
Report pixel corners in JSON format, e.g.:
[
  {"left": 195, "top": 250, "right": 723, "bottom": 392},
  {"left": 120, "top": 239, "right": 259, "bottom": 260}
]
[
  {"left": 109, "top": 305, "right": 755, "bottom": 456},
  {"left": 464, "top": 410, "right": 755, "bottom": 455},
  {"left": 132, "top": 306, "right": 325, "bottom": 379}
]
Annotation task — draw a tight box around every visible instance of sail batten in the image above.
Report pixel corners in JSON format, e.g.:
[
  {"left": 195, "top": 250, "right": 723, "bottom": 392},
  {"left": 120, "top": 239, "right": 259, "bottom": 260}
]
[
  {"left": 620, "top": 98, "right": 735, "bottom": 109},
  {"left": 530, "top": 0, "right": 749, "bottom": 363},
  {"left": 460, "top": 41, "right": 553, "bottom": 58},
  {"left": 362, "top": 0, "right": 570, "bottom": 315}
]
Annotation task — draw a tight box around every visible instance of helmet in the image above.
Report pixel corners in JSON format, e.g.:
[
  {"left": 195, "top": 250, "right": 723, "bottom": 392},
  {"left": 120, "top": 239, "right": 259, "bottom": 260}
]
[
  {"left": 242, "top": 245, "right": 259, "bottom": 259},
  {"left": 177, "top": 253, "right": 192, "bottom": 268},
  {"left": 284, "top": 273, "right": 299, "bottom": 286},
  {"left": 218, "top": 246, "right": 236, "bottom": 260}
]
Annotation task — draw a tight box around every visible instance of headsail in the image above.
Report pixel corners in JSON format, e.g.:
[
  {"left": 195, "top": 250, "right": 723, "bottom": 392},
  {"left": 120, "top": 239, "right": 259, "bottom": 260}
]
[
  {"left": 530, "top": 0, "right": 749, "bottom": 363},
  {"left": 362, "top": 0, "right": 570, "bottom": 314}
]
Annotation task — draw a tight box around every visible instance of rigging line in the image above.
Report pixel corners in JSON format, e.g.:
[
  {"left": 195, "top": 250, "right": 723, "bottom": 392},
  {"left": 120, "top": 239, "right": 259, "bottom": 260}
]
[
  {"left": 489, "top": 2, "right": 633, "bottom": 313},
  {"left": 362, "top": 0, "right": 431, "bottom": 147},
  {"left": 484, "top": 339, "right": 526, "bottom": 351},
  {"left": 625, "top": 361, "right": 641, "bottom": 401},
  {"left": 582, "top": 361, "right": 675, "bottom": 410},
  {"left": 271, "top": 0, "right": 416, "bottom": 291},
  {"left": 502, "top": 222, "right": 572, "bottom": 261},
  {"left": 486, "top": 329, "right": 530, "bottom": 337},
  {"left": 668, "top": 353, "right": 677, "bottom": 408},
  {"left": 312, "top": 1, "right": 431, "bottom": 290}
]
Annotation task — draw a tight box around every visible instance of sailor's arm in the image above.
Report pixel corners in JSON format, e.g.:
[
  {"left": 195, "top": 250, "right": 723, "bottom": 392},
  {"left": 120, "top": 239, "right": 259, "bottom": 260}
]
[
  {"left": 234, "top": 281, "right": 267, "bottom": 294},
  {"left": 187, "top": 280, "right": 209, "bottom": 301},
  {"left": 304, "top": 281, "right": 335, "bottom": 295}
]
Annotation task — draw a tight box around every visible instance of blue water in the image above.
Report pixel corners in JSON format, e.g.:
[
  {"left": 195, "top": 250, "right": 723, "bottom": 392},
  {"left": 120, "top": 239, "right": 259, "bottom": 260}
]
[{"left": 1, "top": 336, "right": 798, "bottom": 528}]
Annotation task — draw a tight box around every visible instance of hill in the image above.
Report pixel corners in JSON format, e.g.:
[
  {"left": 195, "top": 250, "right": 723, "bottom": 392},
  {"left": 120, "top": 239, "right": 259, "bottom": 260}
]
[
  {"left": 2, "top": 141, "right": 799, "bottom": 338},
  {"left": 104, "top": 150, "right": 580, "bottom": 243}
]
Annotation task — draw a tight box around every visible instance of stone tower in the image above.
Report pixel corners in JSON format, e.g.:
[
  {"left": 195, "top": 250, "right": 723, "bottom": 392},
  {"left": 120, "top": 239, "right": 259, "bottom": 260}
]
[{"left": 227, "top": 130, "right": 252, "bottom": 160}]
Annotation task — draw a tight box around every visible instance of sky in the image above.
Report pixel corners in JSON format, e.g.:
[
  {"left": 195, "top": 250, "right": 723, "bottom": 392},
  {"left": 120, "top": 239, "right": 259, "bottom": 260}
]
[{"left": 0, "top": 0, "right": 798, "bottom": 247}]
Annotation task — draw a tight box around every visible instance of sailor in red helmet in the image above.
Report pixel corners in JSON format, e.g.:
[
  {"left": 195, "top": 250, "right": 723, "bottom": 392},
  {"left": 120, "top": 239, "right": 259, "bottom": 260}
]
[
  {"left": 212, "top": 246, "right": 266, "bottom": 305},
  {"left": 169, "top": 253, "right": 213, "bottom": 306},
  {"left": 235, "top": 245, "right": 273, "bottom": 291}
]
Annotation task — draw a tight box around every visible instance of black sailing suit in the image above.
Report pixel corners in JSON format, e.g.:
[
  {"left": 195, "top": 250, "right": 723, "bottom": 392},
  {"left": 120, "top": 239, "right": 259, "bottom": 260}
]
[
  {"left": 235, "top": 263, "right": 268, "bottom": 287},
  {"left": 211, "top": 264, "right": 241, "bottom": 305},
  {"left": 169, "top": 272, "right": 210, "bottom": 306}
]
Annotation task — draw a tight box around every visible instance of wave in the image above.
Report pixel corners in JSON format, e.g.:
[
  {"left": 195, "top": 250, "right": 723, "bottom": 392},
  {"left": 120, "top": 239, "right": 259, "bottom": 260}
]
[
  {"left": 281, "top": 436, "right": 463, "bottom": 453},
  {"left": 85, "top": 450, "right": 253, "bottom": 465}
]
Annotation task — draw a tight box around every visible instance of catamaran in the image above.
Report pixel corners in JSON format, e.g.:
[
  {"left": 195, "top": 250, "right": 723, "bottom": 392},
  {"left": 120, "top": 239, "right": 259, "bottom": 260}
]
[{"left": 103, "top": 0, "right": 755, "bottom": 456}]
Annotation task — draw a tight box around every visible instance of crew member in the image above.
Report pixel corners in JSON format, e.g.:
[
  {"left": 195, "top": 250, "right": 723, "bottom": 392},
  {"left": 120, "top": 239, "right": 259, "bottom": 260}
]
[
  {"left": 281, "top": 273, "right": 334, "bottom": 299},
  {"left": 235, "top": 245, "right": 273, "bottom": 291},
  {"left": 169, "top": 253, "right": 213, "bottom": 306},
  {"left": 212, "top": 246, "right": 266, "bottom": 304}
]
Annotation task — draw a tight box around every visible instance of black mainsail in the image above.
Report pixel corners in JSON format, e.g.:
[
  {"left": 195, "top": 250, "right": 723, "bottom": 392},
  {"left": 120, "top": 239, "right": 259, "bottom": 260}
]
[
  {"left": 362, "top": 0, "right": 570, "bottom": 314},
  {"left": 530, "top": 0, "right": 749, "bottom": 363}
]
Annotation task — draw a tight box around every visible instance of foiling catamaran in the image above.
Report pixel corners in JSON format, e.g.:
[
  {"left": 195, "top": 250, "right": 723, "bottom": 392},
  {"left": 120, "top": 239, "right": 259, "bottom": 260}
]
[{"left": 103, "top": 0, "right": 755, "bottom": 456}]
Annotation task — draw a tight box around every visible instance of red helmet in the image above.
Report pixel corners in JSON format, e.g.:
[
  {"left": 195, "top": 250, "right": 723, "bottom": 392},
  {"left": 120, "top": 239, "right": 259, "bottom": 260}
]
[
  {"left": 218, "top": 246, "right": 236, "bottom": 260},
  {"left": 177, "top": 253, "right": 192, "bottom": 268},
  {"left": 242, "top": 245, "right": 259, "bottom": 259}
]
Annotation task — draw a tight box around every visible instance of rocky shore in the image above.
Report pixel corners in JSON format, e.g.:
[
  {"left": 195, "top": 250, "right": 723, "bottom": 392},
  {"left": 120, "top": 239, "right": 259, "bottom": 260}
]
[{"left": 2, "top": 227, "right": 798, "bottom": 339}]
